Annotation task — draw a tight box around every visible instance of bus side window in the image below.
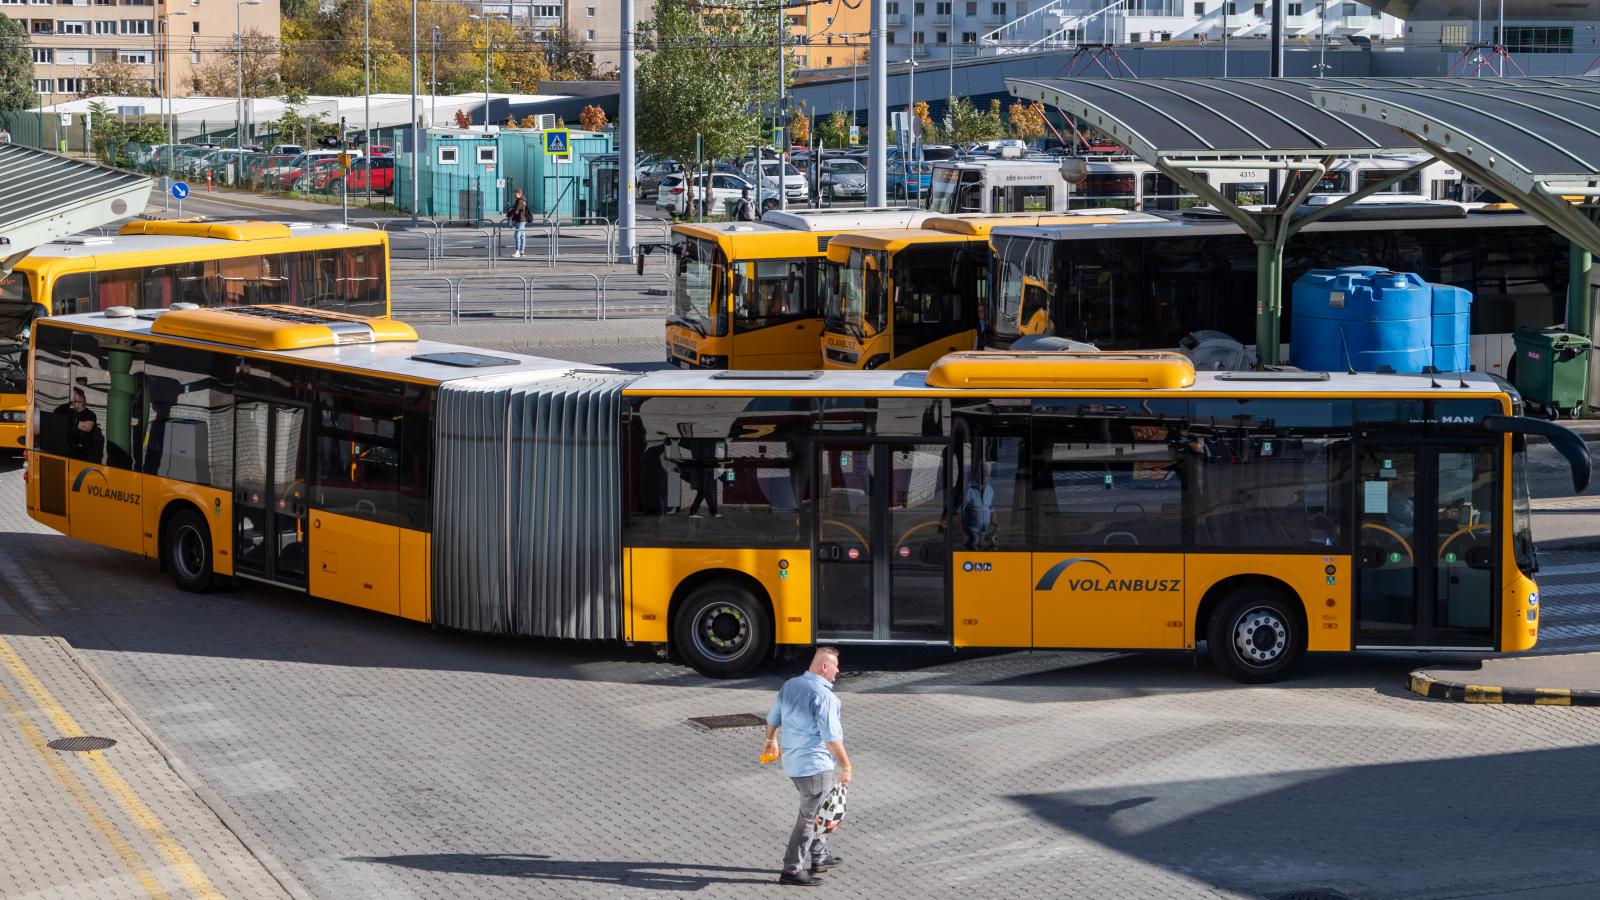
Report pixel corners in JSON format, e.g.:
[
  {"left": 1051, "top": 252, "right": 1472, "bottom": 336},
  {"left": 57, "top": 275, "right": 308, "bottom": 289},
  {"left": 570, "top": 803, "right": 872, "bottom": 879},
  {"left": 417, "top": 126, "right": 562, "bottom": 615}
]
[
  {"left": 30, "top": 325, "right": 73, "bottom": 458},
  {"left": 50, "top": 273, "right": 96, "bottom": 315},
  {"left": 143, "top": 343, "right": 236, "bottom": 486}
]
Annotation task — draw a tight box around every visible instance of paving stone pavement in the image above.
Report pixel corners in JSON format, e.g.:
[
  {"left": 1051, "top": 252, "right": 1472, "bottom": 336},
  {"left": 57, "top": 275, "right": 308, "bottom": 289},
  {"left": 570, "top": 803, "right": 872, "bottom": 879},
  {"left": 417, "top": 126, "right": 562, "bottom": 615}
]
[{"left": 4, "top": 459, "right": 1600, "bottom": 898}]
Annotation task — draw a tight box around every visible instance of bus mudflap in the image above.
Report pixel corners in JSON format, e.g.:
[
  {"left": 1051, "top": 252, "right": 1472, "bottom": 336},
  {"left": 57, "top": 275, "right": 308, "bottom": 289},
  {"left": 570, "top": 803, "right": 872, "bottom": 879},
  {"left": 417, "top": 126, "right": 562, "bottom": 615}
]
[
  {"left": 1484, "top": 414, "right": 1591, "bottom": 494},
  {"left": 432, "top": 369, "right": 639, "bottom": 639}
]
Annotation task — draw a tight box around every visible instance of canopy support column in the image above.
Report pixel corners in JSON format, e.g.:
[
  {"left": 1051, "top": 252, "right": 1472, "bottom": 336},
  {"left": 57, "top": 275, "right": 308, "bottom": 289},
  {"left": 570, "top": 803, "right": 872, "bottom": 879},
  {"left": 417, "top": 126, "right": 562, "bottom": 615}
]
[
  {"left": 1570, "top": 239, "right": 1594, "bottom": 339},
  {"left": 1254, "top": 231, "right": 1284, "bottom": 364}
]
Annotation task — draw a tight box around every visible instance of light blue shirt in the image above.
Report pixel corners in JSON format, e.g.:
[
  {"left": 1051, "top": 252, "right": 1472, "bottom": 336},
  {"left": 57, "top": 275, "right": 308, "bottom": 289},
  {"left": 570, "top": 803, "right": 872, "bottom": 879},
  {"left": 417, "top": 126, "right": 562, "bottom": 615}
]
[{"left": 767, "top": 671, "right": 843, "bottom": 778}]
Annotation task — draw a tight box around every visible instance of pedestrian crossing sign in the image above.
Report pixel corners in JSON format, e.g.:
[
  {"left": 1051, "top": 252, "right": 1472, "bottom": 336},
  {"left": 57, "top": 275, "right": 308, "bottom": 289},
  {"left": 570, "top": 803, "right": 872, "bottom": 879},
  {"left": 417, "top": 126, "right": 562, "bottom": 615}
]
[{"left": 544, "top": 129, "right": 570, "bottom": 157}]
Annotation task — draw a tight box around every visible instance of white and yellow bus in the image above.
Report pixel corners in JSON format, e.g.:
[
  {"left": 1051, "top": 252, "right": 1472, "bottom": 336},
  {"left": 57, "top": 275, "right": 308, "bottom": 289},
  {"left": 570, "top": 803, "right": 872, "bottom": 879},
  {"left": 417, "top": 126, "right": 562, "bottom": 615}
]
[
  {"left": 27, "top": 308, "right": 1585, "bottom": 681},
  {"left": 0, "top": 219, "right": 389, "bottom": 451}
]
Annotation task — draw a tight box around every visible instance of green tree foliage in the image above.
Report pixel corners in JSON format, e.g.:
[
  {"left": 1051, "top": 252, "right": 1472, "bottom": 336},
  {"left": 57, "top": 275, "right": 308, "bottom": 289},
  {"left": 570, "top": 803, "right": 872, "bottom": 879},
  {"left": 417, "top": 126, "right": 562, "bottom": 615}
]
[
  {"left": 636, "top": 0, "right": 786, "bottom": 213},
  {"left": 80, "top": 58, "right": 146, "bottom": 98},
  {"left": 815, "top": 110, "right": 851, "bottom": 149},
  {"left": 87, "top": 101, "right": 167, "bottom": 165},
  {"left": 0, "top": 14, "right": 38, "bottom": 112},
  {"left": 941, "top": 96, "right": 1006, "bottom": 147},
  {"left": 271, "top": 89, "right": 337, "bottom": 147}
]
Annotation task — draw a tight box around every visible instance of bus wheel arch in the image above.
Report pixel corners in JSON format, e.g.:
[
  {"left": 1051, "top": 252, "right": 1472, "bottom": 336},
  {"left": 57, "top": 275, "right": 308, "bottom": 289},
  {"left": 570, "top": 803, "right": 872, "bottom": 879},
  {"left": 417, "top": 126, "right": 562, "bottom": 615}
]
[
  {"left": 669, "top": 570, "right": 775, "bottom": 678},
  {"left": 158, "top": 501, "right": 219, "bottom": 593},
  {"left": 1197, "top": 575, "right": 1307, "bottom": 684}
]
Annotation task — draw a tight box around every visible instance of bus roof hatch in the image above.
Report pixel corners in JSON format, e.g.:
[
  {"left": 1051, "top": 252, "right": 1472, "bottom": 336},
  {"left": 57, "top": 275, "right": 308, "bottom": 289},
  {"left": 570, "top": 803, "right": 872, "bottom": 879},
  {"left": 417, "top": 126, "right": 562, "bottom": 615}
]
[
  {"left": 926, "top": 351, "right": 1196, "bottom": 391},
  {"left": 151, "top": 306, "right": 417, "bottom": 350}
]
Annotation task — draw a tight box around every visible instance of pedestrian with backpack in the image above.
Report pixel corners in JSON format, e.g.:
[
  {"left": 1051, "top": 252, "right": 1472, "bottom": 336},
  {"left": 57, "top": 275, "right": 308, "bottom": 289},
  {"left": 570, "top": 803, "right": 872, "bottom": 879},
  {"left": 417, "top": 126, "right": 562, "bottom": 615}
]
[{"left": 506, "top": 188, "right": 530, "bottom": 258}]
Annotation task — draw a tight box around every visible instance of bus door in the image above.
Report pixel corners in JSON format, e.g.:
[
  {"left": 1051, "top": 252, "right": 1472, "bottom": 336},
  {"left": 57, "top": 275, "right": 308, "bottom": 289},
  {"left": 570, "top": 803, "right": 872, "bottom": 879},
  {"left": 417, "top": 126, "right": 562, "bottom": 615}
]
[
  {"left": 814, "top": 441, "right": 950, "bottom": 642},
  {"left": 1356, "top": 443, "right": 1499, "bottom": 648},
  {"left": 233, "top": 399, "right": 310, "bottom": 587}
]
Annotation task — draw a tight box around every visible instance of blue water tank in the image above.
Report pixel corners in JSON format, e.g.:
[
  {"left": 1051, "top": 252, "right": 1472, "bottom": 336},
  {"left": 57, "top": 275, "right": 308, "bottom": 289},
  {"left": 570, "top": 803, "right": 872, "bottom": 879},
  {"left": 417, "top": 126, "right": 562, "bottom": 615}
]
[
  {"left": 1430, "top": 284, "right": 1473, "bottom": 373},
  {"left": 1291, "top": 267, "right": 1432, "bottom": 373}
]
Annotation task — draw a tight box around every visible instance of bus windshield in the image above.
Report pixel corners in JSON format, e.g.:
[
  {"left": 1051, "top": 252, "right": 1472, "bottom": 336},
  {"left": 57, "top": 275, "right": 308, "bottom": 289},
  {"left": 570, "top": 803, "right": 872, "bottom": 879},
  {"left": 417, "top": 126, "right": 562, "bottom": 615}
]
[
  {"left": 670, "top": 236, "right": 727, "bottom": 337},
  {"left": 824, "top": 248, "right": 887, "bottom": 338},
  {"left": 0, "top": 270, "right": 36, "bottom": 341},
  {"left": 928, "top": 168, "right": 961, "bottom": 214}
]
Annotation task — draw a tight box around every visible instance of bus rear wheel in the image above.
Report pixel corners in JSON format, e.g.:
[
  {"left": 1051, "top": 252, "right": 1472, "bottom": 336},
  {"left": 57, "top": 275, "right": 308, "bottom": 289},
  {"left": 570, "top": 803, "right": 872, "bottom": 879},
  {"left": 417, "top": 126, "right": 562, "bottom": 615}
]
[
  {"left": 674, "top": 582, "right": 772, "bottom": 678},
  {"left": 164, "top": 508, "right": 217, "bottom": 593},
  {"left": 1207, "top": 587, "right": 1304, "bottom": 684}
]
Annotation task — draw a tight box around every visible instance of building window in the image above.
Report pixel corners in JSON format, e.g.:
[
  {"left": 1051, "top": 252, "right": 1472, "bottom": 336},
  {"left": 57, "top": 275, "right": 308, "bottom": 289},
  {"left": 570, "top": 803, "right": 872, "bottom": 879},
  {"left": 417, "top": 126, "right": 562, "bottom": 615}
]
[
  {"left": 1501, "top": 25, "right": 1573, "bottom": 54},
  {"left": 60, "top": 19, "right": 88, "bottom": 32},
  {"left": 1130, "top": 31, "right": 1141, "bottom": 41},
  {"left": 191, "top": 19, "right": 199, "bottom": 32},
  {"left": 937, "top": 30, "right": 947, "bottom": 43},
  {"left": 1193, "top": 1, "right": 1204, "bottom": 12},
  {"left": 913, "top": 1, "right": 923, "bottom": 13},
  {"left": 585, "top": 28, "right": 594, "bottom": 39},
  {"left": 56, "top": 77, "right": 84, "bottom": 93},
  {"left": 1340, "top": 1, "right": 1356, "bottom": 13},
  {"left": 32, "top": 19, "right": 55, "bottom": 32},
  {"left": 1440, "top": 22, "right": 1468, "bottom": 46},
  {"left": 93, "top": 19, "right": 113, "bottom": 32},
  {"left": 585, "top": 4, "right": 593, "bottom": 14},
  {"left": 56, "top": 47, "right": 90, "bottom": 65},
  {"left": 962, "top": 30, "right": 976, "bottom": 43},
  {"left": 887, "top": 31, "right": 895, "bottom": 43},
  {"left": 990, "top": 1, "right": 1006, "bottom": 14},
  {"left": 1253, "top": 2, "right": 1265, "bottom": 15},
  {"left": 825, "top": 55, "right": 833, "bottom": 64},
  {"left": 965, "top": 1, "right": 976, "bottom": 14},
  {"left": 936, "top": 1, "right": 950, "bottom": 13},
  {"left": 886, "top": 1, "right": 898, "bottom": 12},
  {"left": 118, "top": 50, "right": 149, "bottom": 63},
  {"left": 912, "top": 30, "right": 923, "bottom": 44},
  {"left": 31, "top": 47, "right": 52, "bottom": 63},
  {"left": 438, "top": 146, "right": 458, "bottom": 165},
  {"left": 0, "top": 0, "right": 26, "bottom": 6},
  {"left": 119, "top": 18, "right": 148, "bottom": 33},
  {"left": 93, "top": 0, "right": 115, "bottom": 5},
  {"left": 34, "top": 79, "right": 52, "bottom": 93}
]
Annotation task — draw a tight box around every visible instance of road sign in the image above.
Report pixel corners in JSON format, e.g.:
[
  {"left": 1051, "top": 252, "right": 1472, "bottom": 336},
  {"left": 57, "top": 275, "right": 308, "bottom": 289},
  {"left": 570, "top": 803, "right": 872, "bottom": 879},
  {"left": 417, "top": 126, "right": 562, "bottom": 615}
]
[
  {"left": 59, "top": 112, "right": 71, "bottom": 127},
  {"left": 171, "top": 182, "right": 189, "bottom": 200},
  {"left": 771, "top": 127, "right": 783, "bottom": 149},
  {"left": 495, "top": 178, "right": 506, "bottom": 189},
  {"left": 337, "top": 152, "right": 350, "bottom": 171},
  {"left": 543, "top": 129, "right": 570, "bottom": 157},
  {"left": 848, "top": 125, "right": 860, "bottom": 146}
]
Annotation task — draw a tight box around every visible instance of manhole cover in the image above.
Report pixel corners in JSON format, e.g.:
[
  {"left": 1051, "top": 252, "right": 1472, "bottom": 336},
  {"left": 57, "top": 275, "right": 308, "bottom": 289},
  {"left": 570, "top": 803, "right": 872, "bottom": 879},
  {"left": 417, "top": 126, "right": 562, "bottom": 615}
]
[
  {"left": 1273, "top": 891, "right": 1353, "bottom": 900},
  {"left": 685, "top": 713, "right": 767, "bottom": 732},
  {"left": 48, "top": 736, "right": 117, "bottom": 752}
]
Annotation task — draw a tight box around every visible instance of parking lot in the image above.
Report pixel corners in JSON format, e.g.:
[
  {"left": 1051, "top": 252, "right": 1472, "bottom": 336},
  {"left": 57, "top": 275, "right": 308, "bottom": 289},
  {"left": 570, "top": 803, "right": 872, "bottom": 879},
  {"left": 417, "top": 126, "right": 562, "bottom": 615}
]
[{"left": 3, "top": 436, "right": 1600, "bottom": 899}]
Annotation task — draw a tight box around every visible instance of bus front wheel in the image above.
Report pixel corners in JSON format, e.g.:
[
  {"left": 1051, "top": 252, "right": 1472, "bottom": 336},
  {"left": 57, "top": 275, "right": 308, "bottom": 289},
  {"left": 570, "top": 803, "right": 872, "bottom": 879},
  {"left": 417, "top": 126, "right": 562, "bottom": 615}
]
[
  {"left": 164, "top": 507, "right": 217, "bottom": 593},
  {"left": 674, "top": 581, "right": 772, "bottom": 678},
  {"left": 1207, "top": 587, "right": 1304, "bottom": 683}
]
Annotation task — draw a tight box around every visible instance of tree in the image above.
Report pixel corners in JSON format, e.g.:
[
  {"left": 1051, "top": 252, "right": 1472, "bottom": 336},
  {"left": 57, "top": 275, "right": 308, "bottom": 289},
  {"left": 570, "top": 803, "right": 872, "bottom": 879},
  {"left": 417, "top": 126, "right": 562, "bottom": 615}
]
[
  {"left": 912, "top": 100, "right": 935, "bottom": 142},
  {"left": 943, "top": 96, "right": 1005, "bottom": 147},
  {"left": 637, "top": 0, "right": 786, "bottom": 215},
  {"left": 788, "top": 105, "right": 810, "bottom": 146},
  {"left": 543, "top": 25, "right": 599, "bottom": 81},
  {"left": 815, "top": 110, "right": 851, "bottom": 149},
  {"left": 271, "top": 89, "right": 335, "bottom": 147},
  {"left": 86, "top": 100, "right": 167, "bottom": 165},
  {"left": 578, "top": 103, "right": 608, "bottom": 132},
  {"left": 0, "top": 14, "right": 38, "bottom": 113},
  {"left": 1008, "top": 99, "right": 1047, "bottom": 141},
  {"left": 79, "top": 58, "right": 144, "bottom": 97},
  {"left": 189, "top": 29, "right": 281, "bottom": 98}
]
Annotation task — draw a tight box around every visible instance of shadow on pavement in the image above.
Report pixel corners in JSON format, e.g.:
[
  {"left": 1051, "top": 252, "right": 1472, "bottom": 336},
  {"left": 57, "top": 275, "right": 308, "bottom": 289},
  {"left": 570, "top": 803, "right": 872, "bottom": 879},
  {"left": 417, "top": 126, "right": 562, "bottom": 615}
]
[
  {"left": 1009, "top": 746, "right": 1600, "bottom": 898},
  {"left": 348, "top": 853, "right": 774, "bottom": 890}
]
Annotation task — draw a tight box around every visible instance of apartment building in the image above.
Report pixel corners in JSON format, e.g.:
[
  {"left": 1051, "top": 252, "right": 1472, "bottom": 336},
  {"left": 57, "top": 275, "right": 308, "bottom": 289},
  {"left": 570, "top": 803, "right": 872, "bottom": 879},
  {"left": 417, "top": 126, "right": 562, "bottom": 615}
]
[{"left": 6, "top": 0, "right": 279, "bottom": 105}]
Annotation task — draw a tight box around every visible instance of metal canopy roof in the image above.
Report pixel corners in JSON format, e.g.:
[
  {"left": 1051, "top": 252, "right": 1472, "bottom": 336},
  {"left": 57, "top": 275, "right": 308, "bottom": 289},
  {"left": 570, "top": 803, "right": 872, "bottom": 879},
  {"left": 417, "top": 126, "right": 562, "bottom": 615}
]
[
  {"left": 1309, "top": 76, "right": 1600, "bottom": 257},
  {"left": 0, "top": 144, "right": 151, "bottom": 264},
  {"left": 1005, "top": 77, "right": 1421, "bottom": 159}
]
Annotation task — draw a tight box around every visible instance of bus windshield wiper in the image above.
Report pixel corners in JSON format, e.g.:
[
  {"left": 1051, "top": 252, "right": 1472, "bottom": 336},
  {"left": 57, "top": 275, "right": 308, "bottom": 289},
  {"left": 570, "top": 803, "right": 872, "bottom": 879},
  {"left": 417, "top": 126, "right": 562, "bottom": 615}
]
[{"left": 670, "top": 314, "right": 708, "bottom": 337}]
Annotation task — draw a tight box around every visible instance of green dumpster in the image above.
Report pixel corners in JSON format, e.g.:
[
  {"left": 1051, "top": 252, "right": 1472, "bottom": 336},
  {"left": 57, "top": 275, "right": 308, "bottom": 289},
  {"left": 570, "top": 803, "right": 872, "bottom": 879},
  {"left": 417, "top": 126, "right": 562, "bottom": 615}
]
[{"left": 1512, "top": 327, "right": 1591, "bottom": 418}]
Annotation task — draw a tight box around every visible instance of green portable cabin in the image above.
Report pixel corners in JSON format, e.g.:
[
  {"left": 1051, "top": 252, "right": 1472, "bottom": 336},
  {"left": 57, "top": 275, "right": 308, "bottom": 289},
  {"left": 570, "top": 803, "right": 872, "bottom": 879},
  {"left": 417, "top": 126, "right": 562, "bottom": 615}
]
[
  {"left": 395, "top": 129, "right": 503, "bottom": 222},
  {"left": 498, "top": 128, "right": 613, "bottom": 222}
]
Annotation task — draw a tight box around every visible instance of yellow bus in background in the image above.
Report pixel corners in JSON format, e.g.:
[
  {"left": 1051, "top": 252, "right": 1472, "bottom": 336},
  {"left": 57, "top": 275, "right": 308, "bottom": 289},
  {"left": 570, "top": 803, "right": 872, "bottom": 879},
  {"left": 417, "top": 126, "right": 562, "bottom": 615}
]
[
  {"left": 819, "top": 212, "right": 1143, "bottom": 370},
  {"left": 0, "top": 219, "right": 390, "bottom": 451},
  {"left": 662, "top": 208, "right": 931, "bottom": 370},
  {"left": 28, "top": 310, "right": 1585, "bottom": 683}
]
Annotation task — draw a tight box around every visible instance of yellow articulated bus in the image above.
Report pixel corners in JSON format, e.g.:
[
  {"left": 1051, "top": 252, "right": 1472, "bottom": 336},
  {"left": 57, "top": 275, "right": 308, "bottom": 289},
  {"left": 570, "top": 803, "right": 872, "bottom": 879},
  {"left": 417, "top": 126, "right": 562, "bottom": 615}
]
[
  {"left": 27, "top": 311, "right": 1586, "bottom": 682},
  {"left": 661, "top": 208, "right": 932, "bottom": 370},
  {"left": 819, "top": 212, "right": 1149, "bottom": 371},
  {"left": 0, "top": 219, "right": 389, "bottom": 452}
]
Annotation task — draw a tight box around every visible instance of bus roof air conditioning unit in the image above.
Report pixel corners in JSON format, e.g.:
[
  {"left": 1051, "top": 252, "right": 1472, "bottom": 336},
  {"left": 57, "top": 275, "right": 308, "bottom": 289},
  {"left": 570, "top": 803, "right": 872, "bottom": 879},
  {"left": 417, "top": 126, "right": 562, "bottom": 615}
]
[{"left": 535, "top": 114, "right": 557, "bottom": 130}]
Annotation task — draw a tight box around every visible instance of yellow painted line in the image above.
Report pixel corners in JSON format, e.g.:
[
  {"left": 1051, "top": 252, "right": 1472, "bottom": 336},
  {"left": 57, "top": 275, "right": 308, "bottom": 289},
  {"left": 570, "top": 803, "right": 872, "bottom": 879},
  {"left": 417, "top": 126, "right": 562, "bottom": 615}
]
[
  {"left": 1534, "top": 688, "right": 1574, "bottom": 706},
  {"left": 0, "top": 677, "right": 171, "bottom": 899},
  {"left": 1462, "top": 683, "right": 1504, "bottom": 703},
  {"left": 0, "top": 637, "right": 223, "bottom": 900}
]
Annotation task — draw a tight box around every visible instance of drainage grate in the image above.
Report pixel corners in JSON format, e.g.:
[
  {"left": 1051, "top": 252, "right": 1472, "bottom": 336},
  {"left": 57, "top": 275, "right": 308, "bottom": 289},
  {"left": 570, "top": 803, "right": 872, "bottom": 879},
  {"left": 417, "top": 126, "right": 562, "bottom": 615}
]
[
  {"left": 685, "top": 713, "right": 768, "bottom": 732},
  {"left": 1273, "top": 891, "right": 1353, "bottom": 900},
  {"left": 48, "top": 736, "right": 117, "bottom": 752}
]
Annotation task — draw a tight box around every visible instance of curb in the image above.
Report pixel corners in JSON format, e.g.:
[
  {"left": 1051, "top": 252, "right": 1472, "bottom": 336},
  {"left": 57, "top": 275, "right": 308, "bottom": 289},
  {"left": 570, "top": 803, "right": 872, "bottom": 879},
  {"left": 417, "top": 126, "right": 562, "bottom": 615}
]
[{"left": 1407, "top": 671, "right": 1600, "bottom": 706}]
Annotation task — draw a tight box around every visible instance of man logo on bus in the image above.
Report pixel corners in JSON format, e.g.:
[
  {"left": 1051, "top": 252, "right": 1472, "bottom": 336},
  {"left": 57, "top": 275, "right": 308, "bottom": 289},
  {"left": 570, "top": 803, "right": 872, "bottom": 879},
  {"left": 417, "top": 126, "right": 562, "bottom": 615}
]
[{"left": 1035, "top": 557, "right": 1180, "bottom": 593}]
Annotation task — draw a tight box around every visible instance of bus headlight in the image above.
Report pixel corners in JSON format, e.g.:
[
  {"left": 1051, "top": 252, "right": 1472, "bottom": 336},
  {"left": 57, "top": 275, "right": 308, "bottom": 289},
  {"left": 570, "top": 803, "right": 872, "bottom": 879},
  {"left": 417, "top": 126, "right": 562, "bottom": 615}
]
[
  {"left": 697, "top": 355, "right": 726, "bottom": 369},
  {"left": 1528, "top": 592, "right": 1539, "bottom": 607},
  {"left": 0, "top": 410, "right": 23, "bottom": 423}
]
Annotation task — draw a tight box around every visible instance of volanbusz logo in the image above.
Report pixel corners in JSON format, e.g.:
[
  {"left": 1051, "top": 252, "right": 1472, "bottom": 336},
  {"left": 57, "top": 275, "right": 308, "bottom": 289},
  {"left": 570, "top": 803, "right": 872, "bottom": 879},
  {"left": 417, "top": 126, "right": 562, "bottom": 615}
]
[
  {"left": 1035, "top": 556, "right": 1180, "bottom": 593},
  {"left": 70, "top": 468, "right": 140, "bottom": 506}
]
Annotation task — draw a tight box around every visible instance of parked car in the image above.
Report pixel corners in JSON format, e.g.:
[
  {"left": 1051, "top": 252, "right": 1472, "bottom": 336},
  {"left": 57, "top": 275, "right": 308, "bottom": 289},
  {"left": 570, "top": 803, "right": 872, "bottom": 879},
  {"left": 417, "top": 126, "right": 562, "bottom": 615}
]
[
  {"left": 281, "top": 157, "right": 340, "bottom": 192},
  {"left": 889, "top": 160, "right": 932, "bottom": 200},
  {"left": 637, "top": 159, "right": 682, "bottom": 200},
  {"left": 818, "top": 159, "right": 868, "bottom": 203},
  {"left": 315, "top": 156, "right": 395, "bottom": 195},
  {"left": 269, "top": 144, "right": 304, "bottom": 156},
  {"left": 742, "top": 159, "right": 808, "bottom": 204},
  {"left": 366, "top": 144, "right": 394, "bottom": 157},
  {"left": 656, "top": 172, "right": 770, "bottom": 217}
]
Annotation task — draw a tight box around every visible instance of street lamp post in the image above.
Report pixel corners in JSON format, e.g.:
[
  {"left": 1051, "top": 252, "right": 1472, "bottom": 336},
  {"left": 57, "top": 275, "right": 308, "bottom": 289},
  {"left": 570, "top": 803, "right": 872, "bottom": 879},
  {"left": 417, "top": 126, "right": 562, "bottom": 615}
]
[
  {"left": 364, "top": 0, "right": 370, "bottom": 204},
  {"left": 410, "top": 0, "right": 418, "bottom": 227},
  {"left": 163, "top": 7, "right": 189, "bottom": 200},
  {"left": 469, "top": 13, "right": 505, "bottom": 128},
  {"left": 235, "top": 0, "right": 262, "bottom": 149}
]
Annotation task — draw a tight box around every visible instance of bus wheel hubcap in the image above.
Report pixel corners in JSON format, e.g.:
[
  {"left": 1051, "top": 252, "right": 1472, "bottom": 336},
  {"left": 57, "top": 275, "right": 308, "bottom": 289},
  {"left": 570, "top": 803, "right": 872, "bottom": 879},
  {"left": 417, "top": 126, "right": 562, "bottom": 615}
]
[
  {"left": 696, "top": 604, "right": 748, "bottom": 659},
  {"left": 174, "top": 526, "right": 205, "bottom": 580},
  {"left": 1234, "top": 607, "right": 1288, "bottom": 666}
]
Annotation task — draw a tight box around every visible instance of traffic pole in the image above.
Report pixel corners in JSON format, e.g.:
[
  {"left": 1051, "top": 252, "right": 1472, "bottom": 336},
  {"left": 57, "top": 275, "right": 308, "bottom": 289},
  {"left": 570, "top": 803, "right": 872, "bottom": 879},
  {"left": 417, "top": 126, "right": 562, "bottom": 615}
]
[
  {"left": 617, "top": 0, "right": 636, "bottom": 264},
  {"left": 868, "top": 0, "right": 887, "bottom": 207}
]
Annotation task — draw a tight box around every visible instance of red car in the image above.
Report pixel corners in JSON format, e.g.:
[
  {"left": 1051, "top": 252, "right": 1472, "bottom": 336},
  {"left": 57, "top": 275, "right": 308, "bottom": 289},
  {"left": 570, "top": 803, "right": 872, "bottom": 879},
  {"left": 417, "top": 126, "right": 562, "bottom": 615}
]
[
  {"left": 314, "top": 157, "right": 395, "bottom": 195},
  {"left": 279, "top": 158, "right": 340, "bottom": 192}
]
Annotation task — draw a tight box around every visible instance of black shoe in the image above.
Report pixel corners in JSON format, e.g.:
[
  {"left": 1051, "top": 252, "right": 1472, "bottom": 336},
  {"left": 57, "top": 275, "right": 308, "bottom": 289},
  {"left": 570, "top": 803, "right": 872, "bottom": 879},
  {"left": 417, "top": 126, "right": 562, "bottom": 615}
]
[
  {"left": 811, "top": 855, "right": 843, "bottom": 870},
  {"left": 779, "top": 871, "right": 823, "bottom": 887}
]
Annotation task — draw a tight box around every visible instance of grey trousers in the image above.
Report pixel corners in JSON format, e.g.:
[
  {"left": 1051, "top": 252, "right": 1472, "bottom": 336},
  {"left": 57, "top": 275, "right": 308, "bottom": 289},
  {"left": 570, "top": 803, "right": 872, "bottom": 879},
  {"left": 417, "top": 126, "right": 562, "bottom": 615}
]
[{"left": 782, "top": 771, "right": 835, "bottom": 874}]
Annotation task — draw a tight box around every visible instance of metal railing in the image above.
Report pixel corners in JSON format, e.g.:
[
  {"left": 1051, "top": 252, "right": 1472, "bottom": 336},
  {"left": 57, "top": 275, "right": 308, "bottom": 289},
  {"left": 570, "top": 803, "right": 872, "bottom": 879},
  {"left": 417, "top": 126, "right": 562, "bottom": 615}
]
[{"left": 393, "top": 271, "right": 657, "bottom": 322}]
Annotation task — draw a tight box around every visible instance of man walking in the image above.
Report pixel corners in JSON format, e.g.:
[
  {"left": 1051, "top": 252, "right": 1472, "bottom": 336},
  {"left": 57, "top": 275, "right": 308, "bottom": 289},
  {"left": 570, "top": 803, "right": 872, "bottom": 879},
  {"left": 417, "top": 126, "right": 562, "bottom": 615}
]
[
  {"left": 764, "top": 647, "right": 851, "bottom": 887},
  {"left": 506, "top": 187, "right": 530, "bottom": 258}
]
